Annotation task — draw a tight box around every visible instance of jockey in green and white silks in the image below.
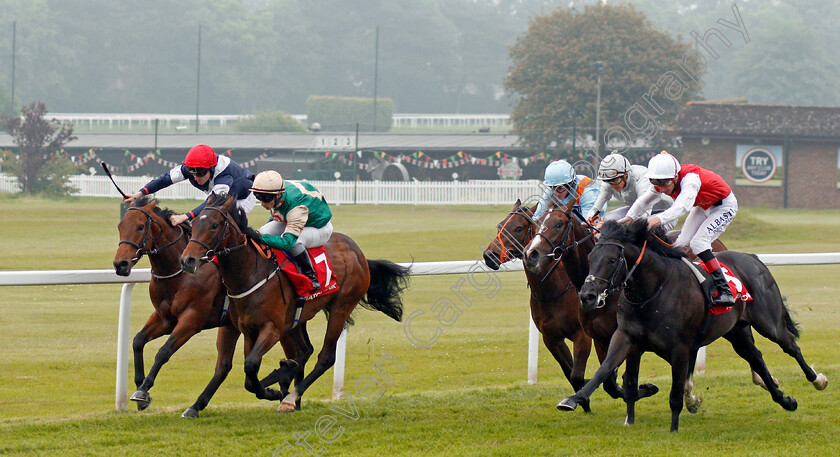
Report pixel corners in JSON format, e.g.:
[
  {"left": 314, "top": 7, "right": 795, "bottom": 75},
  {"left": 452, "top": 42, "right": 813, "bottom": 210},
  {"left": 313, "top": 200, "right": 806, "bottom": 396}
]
[
  {"left": 586, "top": 152, "right": 674, "bottom": 229},
  {"left": 250, "top": 170, "right": 333, "bottom": 290},
  {"left": 533, "top": 159, "right": 606, "bottom": 221}
]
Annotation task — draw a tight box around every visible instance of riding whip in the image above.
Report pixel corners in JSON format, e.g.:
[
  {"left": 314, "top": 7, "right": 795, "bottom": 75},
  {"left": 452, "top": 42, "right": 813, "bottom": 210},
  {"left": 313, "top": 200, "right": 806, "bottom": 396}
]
[{"left": 100, "top": 161, "right": 129, "bottom": 199}]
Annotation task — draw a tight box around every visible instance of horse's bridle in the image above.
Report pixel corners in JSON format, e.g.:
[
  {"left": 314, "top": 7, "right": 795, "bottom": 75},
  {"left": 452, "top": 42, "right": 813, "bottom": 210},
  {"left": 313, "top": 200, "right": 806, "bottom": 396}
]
[
  {"left": 584, "top": 238, "right": 665, "bottom": 308},
  {"left": 119, "top": 207, "right": 185, "bottom": 279},
  {"left": 532, "top": 207, "right": 597, "bottom": 282},
  {"left": 186, "top": 206, "right": 283, "bottom": 300},
  {"left": 495, "top": 207, "right": 534, "bottom": 262},
  {"left": 186, "top": 206, "right": 247, "bottom": 260}
]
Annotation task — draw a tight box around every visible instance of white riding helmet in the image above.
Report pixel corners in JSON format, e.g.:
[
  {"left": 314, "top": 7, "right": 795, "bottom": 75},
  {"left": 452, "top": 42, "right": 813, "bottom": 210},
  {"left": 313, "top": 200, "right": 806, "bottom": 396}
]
[
  {"left": 250, "top": 170, "right": 285, "bottom": 194},
  {"left": 646, "top": 151, "right": 681, "bottom": 180},
  {"left": 543, "top": 160, "right": 576, "bottom": 187},
  {"left": 598, "top": 152, "right": 631, "bottom": 180}
]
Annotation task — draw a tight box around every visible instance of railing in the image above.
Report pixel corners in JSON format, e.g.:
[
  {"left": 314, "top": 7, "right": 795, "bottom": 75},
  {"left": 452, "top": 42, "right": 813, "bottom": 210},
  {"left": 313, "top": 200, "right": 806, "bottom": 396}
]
[
  {"left": 0, "top": 174, "right": 542, "bottom": 205},
  {"left": 46, "top": 113, "right": 510, "bottom": 130}
]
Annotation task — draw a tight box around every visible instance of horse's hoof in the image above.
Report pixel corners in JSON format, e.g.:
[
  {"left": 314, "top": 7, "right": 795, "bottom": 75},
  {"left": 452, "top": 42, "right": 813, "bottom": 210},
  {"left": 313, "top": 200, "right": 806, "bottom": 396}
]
[
  {"left": 639, "top": 383, "right": 659, "bottom": 399},
  {"left": 755, "top": 375, "right": 780, "bottom": 391},
  {"left": 556, "top": 397, "right": 578, "bottom": 411},
  {"left": 782, "top": 396, "right": 798, "bottom": 411},
  {"left": 181, "top": 407, "right": 199, "bottom": 419},
  {"left": 813, "top": 373, "right": 828, "bottom": 391},
  {"left": 130, "top": 390, "right": 151, "bottom": 411},
  {"left": 685, "top": 396, "right": 703, "bottom": 414},
  {"left": 277, "top": 401, "right": 297, "bottom": 413}
]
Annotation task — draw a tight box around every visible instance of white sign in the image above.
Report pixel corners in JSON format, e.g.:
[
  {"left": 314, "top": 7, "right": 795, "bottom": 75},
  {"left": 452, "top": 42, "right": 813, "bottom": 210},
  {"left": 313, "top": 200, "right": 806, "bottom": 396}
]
[{"left": 312, "top": 135, "right": 355, "bottom": 151}]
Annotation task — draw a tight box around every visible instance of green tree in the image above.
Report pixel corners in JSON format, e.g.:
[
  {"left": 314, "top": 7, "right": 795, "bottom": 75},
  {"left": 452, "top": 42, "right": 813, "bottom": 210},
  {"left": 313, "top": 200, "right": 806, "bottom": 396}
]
[
  {"left": 505, "top": 3, "right": 704, "bottom": 153},
  {"left": 1, "top": 102, "right": 77, "bottom": 194},
  {"left": 235, "top": 111, "right": 306, "bottom": 132}
]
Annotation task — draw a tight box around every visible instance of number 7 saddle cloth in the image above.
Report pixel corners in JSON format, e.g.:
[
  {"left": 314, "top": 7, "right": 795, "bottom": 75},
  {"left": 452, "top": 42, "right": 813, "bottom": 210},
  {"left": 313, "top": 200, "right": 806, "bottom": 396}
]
[{"left": 270, "top": 246, "right": 339, "bottom": 300}]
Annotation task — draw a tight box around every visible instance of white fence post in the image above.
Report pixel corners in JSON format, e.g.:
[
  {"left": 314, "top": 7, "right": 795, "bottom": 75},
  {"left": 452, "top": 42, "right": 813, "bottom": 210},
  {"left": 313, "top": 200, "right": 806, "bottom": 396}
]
[
  {"left": 527, "top": 312, "right": 539, "bottom": 385},
  {"left": 115, "top": 283, "right": 134, "bottom": 411}
]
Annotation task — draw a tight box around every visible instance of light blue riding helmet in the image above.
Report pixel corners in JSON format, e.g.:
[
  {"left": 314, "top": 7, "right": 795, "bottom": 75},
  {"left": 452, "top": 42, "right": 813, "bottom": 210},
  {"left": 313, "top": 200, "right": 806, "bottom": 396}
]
[{"left": 543, "top": 160, "right": 576, "bottom": 187}]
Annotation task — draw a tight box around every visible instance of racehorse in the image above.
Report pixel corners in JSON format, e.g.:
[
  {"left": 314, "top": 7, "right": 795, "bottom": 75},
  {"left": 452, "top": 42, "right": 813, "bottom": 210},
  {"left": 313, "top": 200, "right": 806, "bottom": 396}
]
[
  {"left": 483, "top": 200, "right": 594, "bottom": 411},
  {"left": 113, "top": 195, "right": 244, "bottom": 416},
  {"left": 523, "top": 203, "right": 736, "bottom": 410},
  {"left": 179, "top": 193, "right": 409, "bottom": 412},
  {"left": 512, "top": 202, "right": 658, "bottom": 406},
  {"left": 557, "top": 220, "right": 828, "bottom": 431}
]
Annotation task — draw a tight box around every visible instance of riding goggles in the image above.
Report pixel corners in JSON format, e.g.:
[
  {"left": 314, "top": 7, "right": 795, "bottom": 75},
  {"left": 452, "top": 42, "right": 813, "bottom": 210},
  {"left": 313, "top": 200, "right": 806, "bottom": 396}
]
[
  {"left": 253, "top": 191, "right": 280, "bottom": 203},
  {"left": 188, "top": 167, "right": 210, "bottom": 177},
  {"left": 603, "top": 175, "right": 623, "bottom": 184},
  {"left": 649, "top": 178, "right": 673, "bottom": 187},
  {"left": 599, "top": 169, "right": 622, "bottom": 180}
]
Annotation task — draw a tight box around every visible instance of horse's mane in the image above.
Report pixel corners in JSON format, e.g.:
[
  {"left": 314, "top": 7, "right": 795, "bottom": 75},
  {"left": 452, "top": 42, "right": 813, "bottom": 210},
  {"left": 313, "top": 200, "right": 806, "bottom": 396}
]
[
  {"left": 207, "top": 192, "right": 263, "bottom": 243},
  {"left": 599, "top": 219, "right": 685, "bottom": 259},
  {"left": 133, "top": 194, "right": 178, "bottom": 228}
]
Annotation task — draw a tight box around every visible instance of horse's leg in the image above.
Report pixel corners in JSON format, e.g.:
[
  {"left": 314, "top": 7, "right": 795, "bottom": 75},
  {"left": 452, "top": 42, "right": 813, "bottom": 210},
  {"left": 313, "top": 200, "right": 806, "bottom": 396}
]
[
  {"left": 132, "top": 313, "right": 203, "bottom": 409},
  {"left": 259, "top": 330, "right": 300, "bottom": 391},
  {"left": 593, "top": 340, "right": 624, "bottom": 400},
  {"left": 278, "top": 313, "right": 348, "bottom": 413},
  {"left": 724, "top": 324, "right": 798, "bottom": 411},
  {"left": 541, "top": 331, "right": 590, "bottom": 411},
  {"left": 130, "top": 313, "right": 172, "bottom": 411},
  {"left": 182, "top": 324, "right": 241, "bottom": 418},
  {"left": 569, "top": 329, "right": 593, "bottom": 412},
  {"left": 683, "top": 349, "right": 703, "bottom": 414},
  {"left": 622, "top": 348, "right": 642, "bottom": 426},
  {"left": 751, "top": 303, "right": 827, "bottom": 390},
  {"left": 668, "top": 351, "right": 690, "bottom": 433},
  {"left": 242, "top": 324, "right": 284, "bottom": 401},
  {"left": 557, "top": 330, "right": 632, "bottom": 411}
]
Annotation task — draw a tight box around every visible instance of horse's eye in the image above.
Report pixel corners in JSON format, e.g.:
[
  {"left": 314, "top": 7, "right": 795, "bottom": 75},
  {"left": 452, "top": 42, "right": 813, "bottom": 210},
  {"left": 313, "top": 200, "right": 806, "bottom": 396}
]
[
  {"left": 137, "top": 224, "right": 144, "bottom": 231},
  {"left": 515, "top": 226, "right": 523, "bottom": 233},
  {"left": 211, "top": 223, "right": 219, "bottom": 230},
  {"left": 609, "top": 258, "right": 617, "bottom": 264},
  {"left": 555, "top": 222, "right": 563, "bottom": 229}
]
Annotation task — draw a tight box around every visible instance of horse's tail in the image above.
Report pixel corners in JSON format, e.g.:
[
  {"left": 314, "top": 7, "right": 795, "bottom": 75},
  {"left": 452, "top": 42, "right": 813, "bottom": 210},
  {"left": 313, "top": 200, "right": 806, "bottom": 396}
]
[
  {"left": 361, "top": 259, "right": 410, "bottom": 322},
  {"left": 781, "top": 296, "right": 801, "bottom": 339}
]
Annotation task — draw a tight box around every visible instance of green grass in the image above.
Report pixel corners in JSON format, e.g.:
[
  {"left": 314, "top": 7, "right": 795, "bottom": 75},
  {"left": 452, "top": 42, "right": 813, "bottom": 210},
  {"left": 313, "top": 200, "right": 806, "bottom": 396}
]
[{"left": 0, "top": 195, "right": 839, "bottom": 456}]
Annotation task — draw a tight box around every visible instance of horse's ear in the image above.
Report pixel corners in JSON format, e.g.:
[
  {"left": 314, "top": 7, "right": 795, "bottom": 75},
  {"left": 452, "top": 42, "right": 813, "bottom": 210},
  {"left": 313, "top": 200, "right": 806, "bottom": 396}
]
[
  {"left": 513, "top": 198, "right": 521, "bottom": 210},
  {"left": 206, "top": 192, "right": 218, "bottom": 205},
  {"left": 141, "top": 198, "right": 157, "bottom": 210},
  {"left": 221, "top": 193, "right": 235, "bottom": 211}
]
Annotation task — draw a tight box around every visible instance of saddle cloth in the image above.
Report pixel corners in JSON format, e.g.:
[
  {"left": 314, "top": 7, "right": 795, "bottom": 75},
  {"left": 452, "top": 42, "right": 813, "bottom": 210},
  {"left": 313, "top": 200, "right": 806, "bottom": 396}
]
[
  {"left": 270, "top": 246, "right": 339, "bottom": 300},
  {"left": 691, "top": 259, "right": 753, "bottom": 315}
]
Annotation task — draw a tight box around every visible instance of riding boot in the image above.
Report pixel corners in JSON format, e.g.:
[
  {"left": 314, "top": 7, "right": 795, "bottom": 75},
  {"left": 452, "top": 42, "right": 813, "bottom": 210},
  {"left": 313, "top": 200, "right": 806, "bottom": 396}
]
[
  {"left": 707, "top": 267, "right": 735, "bottom": 307},
  {"left": 293, "top": 250, "right": 321, "bottom": 291}
]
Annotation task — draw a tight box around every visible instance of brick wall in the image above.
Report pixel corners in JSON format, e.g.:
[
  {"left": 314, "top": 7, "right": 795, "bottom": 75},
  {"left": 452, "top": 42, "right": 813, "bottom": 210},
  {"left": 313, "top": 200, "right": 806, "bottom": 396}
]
[{"left": 679, "top": 137, "right": 840, "bottom": 209}]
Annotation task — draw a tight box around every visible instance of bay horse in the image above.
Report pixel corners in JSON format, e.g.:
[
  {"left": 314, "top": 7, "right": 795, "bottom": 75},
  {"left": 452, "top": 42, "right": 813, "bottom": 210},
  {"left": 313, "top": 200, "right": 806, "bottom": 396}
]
[
  {"left": 113, "top": 195, "right": 243, "bottom": 416},
  {"left": 558, "top": 220, "right": 827, "bottom": 431},
  {"left": 483, "top": 199, "right": 594, "bottom": 411},
  {"left": 179, "top": 193, "right": 409, "bottom": 412}
]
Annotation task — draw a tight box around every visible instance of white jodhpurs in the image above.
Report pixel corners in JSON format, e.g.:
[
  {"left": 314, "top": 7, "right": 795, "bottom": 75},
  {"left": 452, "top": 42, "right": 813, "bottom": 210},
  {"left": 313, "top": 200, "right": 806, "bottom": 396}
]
[
  {"left": 673, "top": 193, "right": 738, "bottom": 254},
  {"left": 605, "top": 206, "right": 676, "bottom": 231},
  {"left": 259, "top": 220, "right": 334, "bottom": 249}
]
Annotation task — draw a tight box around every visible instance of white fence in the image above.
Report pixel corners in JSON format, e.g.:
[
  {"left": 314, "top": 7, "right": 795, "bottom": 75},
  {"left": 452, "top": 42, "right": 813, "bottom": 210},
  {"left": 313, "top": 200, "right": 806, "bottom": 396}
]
[
  {"left": 0, "top": 174, "right": 541, "bottom": 205},
  {"left": 2, "top": 254, "right": 839, "bottom": 411}
]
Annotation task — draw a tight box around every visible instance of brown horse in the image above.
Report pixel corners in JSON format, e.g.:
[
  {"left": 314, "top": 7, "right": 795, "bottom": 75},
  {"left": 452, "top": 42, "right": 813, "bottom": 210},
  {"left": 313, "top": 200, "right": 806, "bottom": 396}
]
[
  {"left": 180, "top": 193, "right": 409, "bottom": 412},
  {"left": 483, "top": 199, "right": 594, "bottom": 411},
  {"left": 113, "top": 195, "right": 244, "bottom": 416}
]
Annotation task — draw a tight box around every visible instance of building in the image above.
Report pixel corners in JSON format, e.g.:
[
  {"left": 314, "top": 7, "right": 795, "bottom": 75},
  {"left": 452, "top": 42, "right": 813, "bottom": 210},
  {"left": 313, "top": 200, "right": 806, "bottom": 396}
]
[{"left": 671, "top": 102, "right": 840, "bottom": 209}]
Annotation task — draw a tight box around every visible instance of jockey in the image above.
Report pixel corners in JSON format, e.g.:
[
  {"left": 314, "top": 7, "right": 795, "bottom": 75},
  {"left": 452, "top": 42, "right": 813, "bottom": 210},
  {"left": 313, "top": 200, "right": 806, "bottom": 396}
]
[
  {"left": 623, "top": 151, "right": 737, "bottom": 307},
  {"left": 534, "top": 159, "right": 606, "bottom": 222},
  {"left": 123, "top": 144, "right": 256, "bottom": 226},
  {"left": 586, "top": 152, "right": 674, "bottom": 229},
  {"left": 250, "top": 170, "right": 333, "bottom": 291}
]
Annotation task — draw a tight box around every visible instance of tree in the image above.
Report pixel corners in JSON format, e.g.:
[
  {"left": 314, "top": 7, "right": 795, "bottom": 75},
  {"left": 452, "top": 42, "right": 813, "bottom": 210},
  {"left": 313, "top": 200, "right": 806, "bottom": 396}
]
[
  {"left": 505, "top": 3, "right": 704, "bottom": 154},
  {"left": 1, "top": 102, "right": 77, "bottom": 194}
]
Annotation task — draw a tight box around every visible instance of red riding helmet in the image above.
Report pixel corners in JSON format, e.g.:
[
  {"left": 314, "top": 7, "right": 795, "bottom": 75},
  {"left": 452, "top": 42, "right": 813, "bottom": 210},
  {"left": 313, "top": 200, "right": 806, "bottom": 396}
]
[{"left": 183, "top": 144, "right": 218, "bottom": 168}]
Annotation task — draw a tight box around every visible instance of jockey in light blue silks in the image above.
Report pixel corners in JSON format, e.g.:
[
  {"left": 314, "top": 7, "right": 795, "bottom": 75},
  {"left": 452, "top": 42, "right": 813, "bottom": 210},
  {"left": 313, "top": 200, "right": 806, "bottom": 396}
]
[{"left": 533, "top": 160, "right": 606, "bottom": 222}]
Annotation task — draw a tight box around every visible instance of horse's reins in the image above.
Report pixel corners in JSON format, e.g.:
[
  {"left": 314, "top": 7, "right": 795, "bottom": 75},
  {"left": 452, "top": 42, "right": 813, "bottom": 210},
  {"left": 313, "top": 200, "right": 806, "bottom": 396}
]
[
  {"left": 119, "top": 207, "right": 185, "bottom": 279},
  {"left": 585, "top": 237, "right": 671, "bottom": 308},
  {"left": 535, "top": 207, "right": 596, "bottom": 283}
]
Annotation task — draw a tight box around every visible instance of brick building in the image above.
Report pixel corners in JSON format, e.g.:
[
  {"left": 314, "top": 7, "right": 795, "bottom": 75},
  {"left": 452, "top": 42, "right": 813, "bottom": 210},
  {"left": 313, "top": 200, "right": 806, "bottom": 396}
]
[{"left": 671, "top": 102, "right": 840, "bottom": 209}]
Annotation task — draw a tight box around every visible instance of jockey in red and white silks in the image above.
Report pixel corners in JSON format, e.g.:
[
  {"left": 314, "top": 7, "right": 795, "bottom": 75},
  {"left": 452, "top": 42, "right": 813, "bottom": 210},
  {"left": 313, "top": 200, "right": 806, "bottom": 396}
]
[{"left": 623, "top": 151, "right": 737, "bottom": 306}]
